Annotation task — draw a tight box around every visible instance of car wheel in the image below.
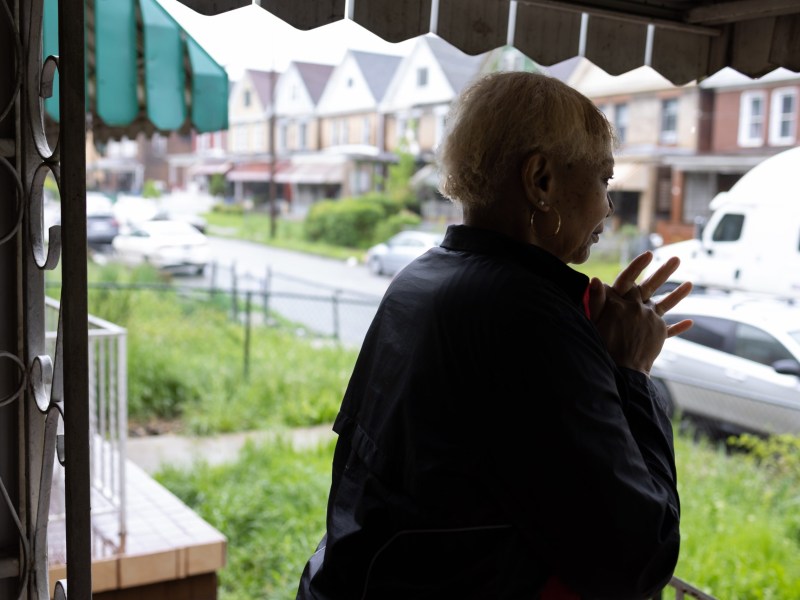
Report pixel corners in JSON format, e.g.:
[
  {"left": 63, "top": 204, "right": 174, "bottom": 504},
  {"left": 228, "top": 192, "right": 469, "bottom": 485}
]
[
  {"left": 369, "top": 256, "right": 384, "bottom": 276},
  {"left": 650, "top": 377, "right": 675, "bottom": 418}
]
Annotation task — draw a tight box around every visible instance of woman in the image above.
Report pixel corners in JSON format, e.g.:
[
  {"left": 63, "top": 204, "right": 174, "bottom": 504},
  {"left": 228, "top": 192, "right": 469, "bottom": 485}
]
[{"left": 297, "top": 71, "right": 692, "bottom": 600}]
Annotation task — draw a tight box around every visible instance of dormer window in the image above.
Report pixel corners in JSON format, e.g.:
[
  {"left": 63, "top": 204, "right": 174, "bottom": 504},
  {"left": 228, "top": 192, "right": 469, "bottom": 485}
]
[
  {"left": 347, "top": 77, "right": 354, "bottom": 88},
  {"left": 417, "top": 67, "right": 428, "bottom": 87},
  {"left": 243, "top": 90, "right": 251, "bottom": 107}
]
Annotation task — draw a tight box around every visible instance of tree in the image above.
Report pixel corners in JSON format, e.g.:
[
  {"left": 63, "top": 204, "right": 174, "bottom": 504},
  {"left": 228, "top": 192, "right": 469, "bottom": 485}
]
[
  {"left": 209, "top": 173, "right": 226, "bottom": 198},
  {"left": 385, "top": 143, "right": 419, "bottom": 214}
]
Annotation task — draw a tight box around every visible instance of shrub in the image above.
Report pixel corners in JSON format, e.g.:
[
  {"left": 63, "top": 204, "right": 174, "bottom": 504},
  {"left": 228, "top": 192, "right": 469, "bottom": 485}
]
[
  {"left": 142, "top": 179, "right": 162, "bottom": 199},
  {"left": 373, "top": 210, "right": 422, "bottom": 244},
  {"left": 304, "top": 198, "right": 384, "bottom": 247},
  {"left": 212, "top": 202, "right": 245, "bottom": 215}
]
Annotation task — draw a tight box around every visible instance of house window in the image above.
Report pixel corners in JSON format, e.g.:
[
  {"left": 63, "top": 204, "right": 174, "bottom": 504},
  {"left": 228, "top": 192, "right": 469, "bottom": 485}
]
[
  {"left": 769, "top": 88, "right": 797, "bottom": 145},
  {"left": 362, "top": 116, "right": 371, "bottom": 145},
  {"left": 299, "top": 122, "right": 308, "bottom": 150},
  {"left": 347, "top": 77, "right": 354, "bottom": 88},
  {"left": 397, "top": 117, "right": 407, "bottom": 144},
  {"left": 614, "top": 103, "right": 628, "bottom": 143},
  {"left": 329, "top": 120, "right": 338, "bottom": 145},
  {"left": 660, "top": 98, "right": 678, "bottom": 144},
  {"left": 417, "top": 67, "right": 428, "bottom": 87},
  {"left": 278, "top": 122, "right": 288, "bottom": 152},
  {"left": 738, "top": 91, "right": 766, "bottom": 147},
  {"left": 339, "top": 119, "right": 349, "bottom": 145},
  {"left": 434, "top": 111, "right": 447, "bottom": 147},
  {"left": 234, "top": 125, "right": 247, "bottom": 152},
  {"left": 151, "top": 133, "right": 167, "bottom": 156},
  {"left": 197, "top": 133, "right": 210, "bottom": 152},
  {"left": 243, "top": 89, "right": 251, "bottom": 107},
  {"left": 253, "top": 123, "right": 265, "bottom": 152}
]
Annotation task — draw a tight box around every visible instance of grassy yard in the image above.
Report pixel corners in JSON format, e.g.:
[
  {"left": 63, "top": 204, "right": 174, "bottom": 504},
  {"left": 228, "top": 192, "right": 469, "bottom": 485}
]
[{"left": 156, "top": 431, "right": 800, "bottom": 600}]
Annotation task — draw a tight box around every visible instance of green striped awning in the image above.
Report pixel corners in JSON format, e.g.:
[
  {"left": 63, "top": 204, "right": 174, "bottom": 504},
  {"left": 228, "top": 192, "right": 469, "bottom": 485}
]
[{"left": 44, "top": 0, "right": 228, "bottom": 141}]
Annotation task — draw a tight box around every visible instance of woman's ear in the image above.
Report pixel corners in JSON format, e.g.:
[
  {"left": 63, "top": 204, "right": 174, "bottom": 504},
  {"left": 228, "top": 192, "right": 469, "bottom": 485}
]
[{"left": 521, "top": 153, "right": 550, "bottom": 205}]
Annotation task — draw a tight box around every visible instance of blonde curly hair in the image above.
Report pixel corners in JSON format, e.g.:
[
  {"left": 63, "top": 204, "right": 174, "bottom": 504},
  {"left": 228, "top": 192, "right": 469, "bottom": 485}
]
[{"left": 437, "top": 71, "right": 615, "bottom": 208}]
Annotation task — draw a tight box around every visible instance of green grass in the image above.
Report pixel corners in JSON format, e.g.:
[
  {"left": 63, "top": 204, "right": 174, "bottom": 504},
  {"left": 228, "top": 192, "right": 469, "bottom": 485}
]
[
  {"left": 204, "top": 211, "right": 363, "bottom": 261},
  {"left": 71, "top": 263, "right": 359, "bottom": 434},
  {"left": 204, "top": 210, "right": 627, "bottom": 282},
  {"left": 156, "top": 439, "right": 335, "bottom": 600},
  {"left": 156, "top": 430, "right": 800, "bottom": 600}
]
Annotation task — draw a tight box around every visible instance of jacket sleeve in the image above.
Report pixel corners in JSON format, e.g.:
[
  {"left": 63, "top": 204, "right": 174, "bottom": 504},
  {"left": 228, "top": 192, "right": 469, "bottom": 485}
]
[{"left": 477, "top": 293, "right": 680, "bottom": 600}]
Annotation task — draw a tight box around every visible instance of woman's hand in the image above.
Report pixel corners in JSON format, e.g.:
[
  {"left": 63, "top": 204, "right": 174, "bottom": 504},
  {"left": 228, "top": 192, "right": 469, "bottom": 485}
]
[{"left": 587, "top": 252, "right": 693, "bottom": 375}]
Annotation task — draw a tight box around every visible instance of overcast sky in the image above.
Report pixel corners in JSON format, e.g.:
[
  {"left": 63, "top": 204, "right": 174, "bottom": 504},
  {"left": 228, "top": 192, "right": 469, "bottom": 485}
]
[{"left": 157, "top": 0, "right": 416, "bottom": 80}]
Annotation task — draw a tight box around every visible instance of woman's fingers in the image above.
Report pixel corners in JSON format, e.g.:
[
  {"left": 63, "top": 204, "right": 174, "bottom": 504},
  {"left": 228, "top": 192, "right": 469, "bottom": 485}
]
[
  {"left": 639, "top": 256, "right": 681, "bottom": 301},
  {"left": 652, "top": 281, "right": 693, "bottom": 316},
  {"left": 612, "top": 251, "right": 654, "bottom": 295},
  {"left": 667, "top": 318, "right": 694, "bottom": 338}
]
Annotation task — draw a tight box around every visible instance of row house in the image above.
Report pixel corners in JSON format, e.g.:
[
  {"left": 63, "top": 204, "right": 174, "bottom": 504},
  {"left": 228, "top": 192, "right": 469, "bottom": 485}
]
[
  {"left": 289, "top": 50, "right": 401, "bottom": 213},
  {"left": 669, "top": 68, "right": 800, "bottom": 237},
  {"left": 570, "top": 59, "right": 800, "bottom": 244},
  {"left": 211, "top": 35, "right": 490, "bottom": 217},
  {"left": 567, "top": 59, "right": 706, "bottom": 240}
]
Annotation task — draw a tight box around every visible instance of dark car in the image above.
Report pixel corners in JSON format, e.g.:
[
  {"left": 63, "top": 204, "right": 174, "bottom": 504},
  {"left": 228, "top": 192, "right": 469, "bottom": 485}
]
[{"left": 54, "top": 192, "right": 120, "bottom": 249}]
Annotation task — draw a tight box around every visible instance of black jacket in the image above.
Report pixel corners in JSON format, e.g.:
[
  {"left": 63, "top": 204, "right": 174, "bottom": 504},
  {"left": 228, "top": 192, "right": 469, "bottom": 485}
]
[{"left": 297, "top": 225, "right": 680, "bottom": 600}]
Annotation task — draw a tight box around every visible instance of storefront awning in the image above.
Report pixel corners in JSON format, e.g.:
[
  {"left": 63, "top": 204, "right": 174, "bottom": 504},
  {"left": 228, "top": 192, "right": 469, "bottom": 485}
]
[
  {"left": 44, "top": 0, "right": 229, "bottom": 142},
  {"left": 227, "top": 161, "right": 291, "bottom": 183},
  {"left": 609, "top": 162, "right": 649, "bottom": 192},
  {"left": 274, "top": 162, "right": 346, "bottom": 185},
  {"left": 175, "top": 0, "right": 800, "bottom": 86}
]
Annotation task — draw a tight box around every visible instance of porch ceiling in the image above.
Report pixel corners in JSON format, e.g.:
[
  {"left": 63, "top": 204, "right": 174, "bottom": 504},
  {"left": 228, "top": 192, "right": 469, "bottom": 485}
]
[{"left": 174, "top": 0, "right": 800, "bottom": 85}]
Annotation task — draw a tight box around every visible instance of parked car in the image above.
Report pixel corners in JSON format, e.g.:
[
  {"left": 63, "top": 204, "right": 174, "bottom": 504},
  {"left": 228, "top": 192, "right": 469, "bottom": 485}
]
[
  {"left": 366, "top": 230, "right": 443, "bottom": 277},
  {"left": 651, "top": 293, "right": 800, "bottom": 436},
  {"left": 62, "top": 192, "right": 120, "bottom": 249},
  {"left": 111, "top": 219, "right": 210, "bottom": 274}
]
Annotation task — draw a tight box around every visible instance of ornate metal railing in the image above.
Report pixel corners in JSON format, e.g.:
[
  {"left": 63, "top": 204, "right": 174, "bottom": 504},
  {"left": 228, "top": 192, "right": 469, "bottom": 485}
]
[
  {"left": 0, "top": 1, "right": 90, "bottom": 599},
  {"left": 45, "top": 297, "right": 127, "bottom": 548}
]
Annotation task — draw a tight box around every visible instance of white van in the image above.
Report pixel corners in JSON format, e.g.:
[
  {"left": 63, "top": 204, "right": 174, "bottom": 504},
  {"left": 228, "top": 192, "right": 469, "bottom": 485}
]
[{"left": 645, "top": 146, "right": 800, "bottom": 297}]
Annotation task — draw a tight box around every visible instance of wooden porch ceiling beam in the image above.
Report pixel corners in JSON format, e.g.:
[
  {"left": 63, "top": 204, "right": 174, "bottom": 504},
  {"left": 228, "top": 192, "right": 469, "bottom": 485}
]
[{"left": 688, "top": 0, "right": 800, "bottom": 25}]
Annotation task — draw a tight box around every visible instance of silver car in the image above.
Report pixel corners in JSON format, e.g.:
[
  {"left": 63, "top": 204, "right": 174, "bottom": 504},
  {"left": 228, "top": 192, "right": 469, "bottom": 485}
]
[
  {"left": 652, "top": 293, "right": 800, "bottom": 436},
  {"left": 366, "top": 230, "right": 443, "bottom": 277}
]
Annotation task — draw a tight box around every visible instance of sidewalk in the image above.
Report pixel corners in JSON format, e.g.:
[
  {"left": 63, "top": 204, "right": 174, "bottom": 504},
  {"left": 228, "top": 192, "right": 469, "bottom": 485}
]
[{"left": 126, "top": 424, "right": 336, "bottom": 474}]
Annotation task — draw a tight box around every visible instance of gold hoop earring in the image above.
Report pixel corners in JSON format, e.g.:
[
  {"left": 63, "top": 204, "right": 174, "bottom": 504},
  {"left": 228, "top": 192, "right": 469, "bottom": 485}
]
[{"left": 531, "top": 207, "right": 561, "bottom": 239}]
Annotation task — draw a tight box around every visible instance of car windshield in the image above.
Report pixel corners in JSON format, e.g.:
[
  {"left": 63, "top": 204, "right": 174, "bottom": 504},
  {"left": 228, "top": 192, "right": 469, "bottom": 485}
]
[{"left": 790, "top": 330, "right": 800, "bottom": 346}]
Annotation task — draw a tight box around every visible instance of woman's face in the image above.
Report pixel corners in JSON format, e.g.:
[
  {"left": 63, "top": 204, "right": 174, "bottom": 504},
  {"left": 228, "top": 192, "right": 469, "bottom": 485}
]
[{"left": 546, "top": 152, "right": 615, "bottom": 264}]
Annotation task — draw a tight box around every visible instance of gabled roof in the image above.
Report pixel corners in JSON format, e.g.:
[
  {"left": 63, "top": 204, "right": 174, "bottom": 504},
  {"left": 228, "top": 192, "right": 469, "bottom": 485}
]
[
  {"left": 246, "top": 69, "right": 279, "bottom": 108},
  {"left": 293, "top": 62, "right": 335, "bottom": 104},
  {"left": 544, "top": 56, "right": 582, "bottom": 84},
  {"left": 350, "top": 50, "right": 402, "bottom": 102},
  {"left": 424, "top": 35, "right": 484, "bottom": 94}
]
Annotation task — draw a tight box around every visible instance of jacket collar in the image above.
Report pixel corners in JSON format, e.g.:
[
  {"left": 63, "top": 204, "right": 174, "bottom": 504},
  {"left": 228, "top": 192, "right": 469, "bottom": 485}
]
[{"left": 441, "top": 224, "right": 590, "bottom": 308}]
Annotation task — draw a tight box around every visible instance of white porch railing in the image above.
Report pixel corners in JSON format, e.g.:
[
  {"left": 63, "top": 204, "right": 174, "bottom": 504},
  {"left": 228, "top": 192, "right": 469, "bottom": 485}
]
[{"left": 46, "top": 297, "right": 127, "bottom": 546}]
